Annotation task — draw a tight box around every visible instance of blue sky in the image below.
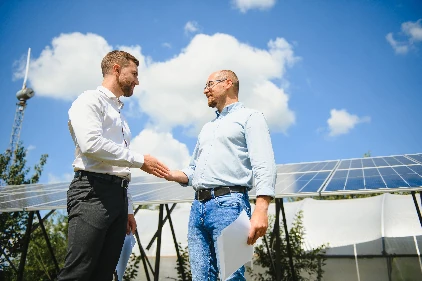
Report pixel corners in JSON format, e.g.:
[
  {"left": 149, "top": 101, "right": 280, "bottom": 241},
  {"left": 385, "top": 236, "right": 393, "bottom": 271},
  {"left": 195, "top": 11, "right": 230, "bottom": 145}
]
[{"left": 0, "top": 0, "right": 421, "bottom": 184}]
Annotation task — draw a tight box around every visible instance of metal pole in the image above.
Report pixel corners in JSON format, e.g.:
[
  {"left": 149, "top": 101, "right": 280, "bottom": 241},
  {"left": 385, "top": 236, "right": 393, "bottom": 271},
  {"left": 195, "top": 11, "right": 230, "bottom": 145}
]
[
  {"left": 280, "top": 199, "right": 297, "bottom": 281},
  {"left": 146, "top": 203, "right": 177, "bottom": 250},
  {"left": 134, "top": 230, "right": 152, "bottom": 281},
  {"left": 274, "top": 199, "right": 282, "bottom": 281},
  {"left": 0, "top": 245, "right": 18, "bottom": 273},
  {"left": 35, "top": 211, "right": 60, "bottom": 275},
  {"left": 411, "top": 191, "right": 422, "bottom": 227},
  {"left": 17, "top": 211, "right": 34, "bottom": 281},
  {"left": 30, "top": 209, "right": 56, "bottom": 233},
  {"left": 263, "top": 235, "right": 276, "bottom": 276},
  {"left": 154, "top": 204, "right": 164, "bottom": 281},
  {"left": 165, "top": 204, "right": 186, "bottom": 281}
]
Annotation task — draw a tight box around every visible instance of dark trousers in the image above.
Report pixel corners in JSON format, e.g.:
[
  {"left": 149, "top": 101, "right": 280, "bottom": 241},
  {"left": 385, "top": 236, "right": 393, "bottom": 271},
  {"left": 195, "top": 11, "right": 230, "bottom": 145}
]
[{"left": 57, "top": 175, "right": 128, "bottom": 281}]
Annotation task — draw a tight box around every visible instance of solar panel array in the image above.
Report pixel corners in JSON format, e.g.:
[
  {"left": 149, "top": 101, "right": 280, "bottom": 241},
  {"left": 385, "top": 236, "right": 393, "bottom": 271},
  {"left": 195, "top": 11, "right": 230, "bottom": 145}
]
[{"left": 1, "top": 153, "right": 421, "bottom": 212}]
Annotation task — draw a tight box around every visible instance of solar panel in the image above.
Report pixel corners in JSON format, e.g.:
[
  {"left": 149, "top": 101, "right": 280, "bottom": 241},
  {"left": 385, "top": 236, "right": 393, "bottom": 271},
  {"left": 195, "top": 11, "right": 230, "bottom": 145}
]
[
  {"left": 1, "top": 153, "right": 421, "bottom": 212},
  {"left": 406, "top": 154, "right": 422, "bottom": 164}
]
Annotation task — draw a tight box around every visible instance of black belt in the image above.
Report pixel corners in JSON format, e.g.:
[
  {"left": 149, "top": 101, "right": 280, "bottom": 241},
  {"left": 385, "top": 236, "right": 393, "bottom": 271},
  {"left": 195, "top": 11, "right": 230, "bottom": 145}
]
[
  {"left": 195, "top": 186, "right": 247, "bottom": 202},
  {"left": 74, "top": 170, "right": 129, "bottom": 189}
]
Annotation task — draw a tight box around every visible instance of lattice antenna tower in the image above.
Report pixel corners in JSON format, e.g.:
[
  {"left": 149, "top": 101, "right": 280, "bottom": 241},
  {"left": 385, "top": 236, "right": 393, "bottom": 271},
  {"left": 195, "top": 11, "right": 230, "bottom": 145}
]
[{"left": 7, "top": 48, "right": 35, "bottom": 162}]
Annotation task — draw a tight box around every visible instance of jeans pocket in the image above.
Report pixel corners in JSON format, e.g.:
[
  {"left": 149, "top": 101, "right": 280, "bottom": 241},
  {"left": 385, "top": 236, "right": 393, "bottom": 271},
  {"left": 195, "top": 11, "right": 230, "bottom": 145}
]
[{"left": 214, "top": 193, "right": 242, "bottom": 208}]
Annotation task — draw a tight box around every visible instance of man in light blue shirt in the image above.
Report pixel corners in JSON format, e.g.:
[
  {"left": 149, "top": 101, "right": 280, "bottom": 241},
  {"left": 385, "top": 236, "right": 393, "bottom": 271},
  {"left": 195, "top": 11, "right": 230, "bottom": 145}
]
[{"left": 166, "top": 70, "right": 276, "bottom": 280}]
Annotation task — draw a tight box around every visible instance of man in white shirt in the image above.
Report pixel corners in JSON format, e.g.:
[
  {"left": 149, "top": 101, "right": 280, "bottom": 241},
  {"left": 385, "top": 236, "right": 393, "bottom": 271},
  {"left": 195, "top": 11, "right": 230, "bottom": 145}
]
[{"left": 57, "top": 50, "right": 169, "bottom": 281}]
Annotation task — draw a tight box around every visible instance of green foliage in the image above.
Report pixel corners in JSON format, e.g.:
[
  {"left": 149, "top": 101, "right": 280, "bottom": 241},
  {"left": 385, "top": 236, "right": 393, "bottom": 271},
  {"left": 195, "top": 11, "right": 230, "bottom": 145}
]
[
  {"left": 0, "top": 143, "right": 49, "bottom": 279},
  {"left": 173, "top": 243, "right": 192, "bottom": 281},
  {"left": 0, "top": 144, "right": 48, "bottom": 186},
  {"left": 123, "top": 253, "right": 142, "bottom": 281},
  {"left": 248, "top": 211, "right": 327, "bottom": 281},
  {"left": 23, "top": 213, "right": 68, "bottom": 280}
]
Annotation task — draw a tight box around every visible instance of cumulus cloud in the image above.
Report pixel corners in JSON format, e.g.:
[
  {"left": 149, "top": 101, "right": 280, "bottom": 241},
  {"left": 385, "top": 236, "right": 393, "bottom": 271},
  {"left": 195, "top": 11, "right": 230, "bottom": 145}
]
[
  {"left": 47, "top": 172, "right": 73, "bottom": 184},
  {"left": 13, "top": 32, "right": 148, "bottom": 101},
  {"left": 184, "top": 21, "right": 200, "bottom": 35},
  {"left": 136, "top": 34, "right": 298, "bottom": 134},
  {"left": 327, "top": 109, "right": 370, "bottom": 137},
  {"left": 16, "top": 32, "right": 298, "bottom": 135},
  {"left": 232, "top": 0, "right": 276, "bottom": 13},
  {"left": 130, "top": 128, "right": 191, "bottom": 178},
  {"left": 386, "top": 19, "right": 422, "bottom": 54}
]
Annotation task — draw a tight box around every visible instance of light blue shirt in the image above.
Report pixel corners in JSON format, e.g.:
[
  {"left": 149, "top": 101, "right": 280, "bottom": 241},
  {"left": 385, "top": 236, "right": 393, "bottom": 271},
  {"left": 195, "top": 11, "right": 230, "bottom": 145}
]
[{"left": 182, "top": 102, "right": 276, "bottom": 197}]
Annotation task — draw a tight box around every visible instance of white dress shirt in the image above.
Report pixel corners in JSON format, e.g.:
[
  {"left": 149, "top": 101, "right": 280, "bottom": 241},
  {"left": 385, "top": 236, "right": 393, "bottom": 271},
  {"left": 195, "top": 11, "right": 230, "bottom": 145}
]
[{"left": 68, "top": 86, "right": 144, "bottom": 214}]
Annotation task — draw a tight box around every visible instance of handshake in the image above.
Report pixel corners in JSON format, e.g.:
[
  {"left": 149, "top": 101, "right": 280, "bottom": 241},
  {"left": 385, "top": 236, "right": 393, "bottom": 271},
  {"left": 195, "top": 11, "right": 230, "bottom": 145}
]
[{"left": 140, "top": 155, "right": 187, "bottom": 184}]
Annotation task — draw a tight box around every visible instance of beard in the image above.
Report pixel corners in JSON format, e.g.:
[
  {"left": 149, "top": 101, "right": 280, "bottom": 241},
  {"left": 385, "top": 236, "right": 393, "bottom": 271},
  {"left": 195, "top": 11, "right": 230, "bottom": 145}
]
[
  {"left": 208, "top": 99, "right": 217, "bottom": 108},
  {"left": 118, "top": 77, "right": 134, "bottom": 97}
]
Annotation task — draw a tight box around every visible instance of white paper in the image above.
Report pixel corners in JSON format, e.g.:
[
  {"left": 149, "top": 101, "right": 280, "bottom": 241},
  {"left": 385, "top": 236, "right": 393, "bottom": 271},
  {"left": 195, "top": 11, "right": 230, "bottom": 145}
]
[
  {"left": 217, "top": 210, "right": 254, "bottom": 280},
  {"left": 116, "top": 234, "right": 136, "bottom": 281}
]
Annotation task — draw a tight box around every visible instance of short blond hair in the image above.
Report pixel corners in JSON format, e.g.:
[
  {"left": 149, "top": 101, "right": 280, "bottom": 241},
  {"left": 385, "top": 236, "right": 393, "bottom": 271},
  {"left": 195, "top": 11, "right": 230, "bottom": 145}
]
[
  {"left": 217, "top": 70, "right": 239, "bottom": 94},
  {"left": 101, "top": 50, "right": 139, "bottom": 77}
]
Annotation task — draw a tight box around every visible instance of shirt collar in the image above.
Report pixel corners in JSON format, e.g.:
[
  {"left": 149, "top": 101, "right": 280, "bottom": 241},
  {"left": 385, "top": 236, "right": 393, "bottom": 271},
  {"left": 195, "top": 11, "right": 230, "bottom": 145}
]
[
  {"left": 215, "top": 102, "right": 243, "bottom": 117},
  {"left": 97, "top": 86, "right": 124, "bottom": 109}
]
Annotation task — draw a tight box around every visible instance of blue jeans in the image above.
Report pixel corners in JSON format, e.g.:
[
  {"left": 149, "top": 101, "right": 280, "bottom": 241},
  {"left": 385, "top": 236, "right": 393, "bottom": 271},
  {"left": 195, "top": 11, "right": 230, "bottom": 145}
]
[{"left": 188, "top": 191, "right": 251, "bottom": 281}]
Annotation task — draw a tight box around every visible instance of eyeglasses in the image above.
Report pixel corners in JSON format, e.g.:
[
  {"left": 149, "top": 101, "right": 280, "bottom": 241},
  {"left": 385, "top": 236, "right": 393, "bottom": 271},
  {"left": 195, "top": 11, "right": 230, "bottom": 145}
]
[{"left": 204, "top": 79, "right": 227, "bottom": 90}]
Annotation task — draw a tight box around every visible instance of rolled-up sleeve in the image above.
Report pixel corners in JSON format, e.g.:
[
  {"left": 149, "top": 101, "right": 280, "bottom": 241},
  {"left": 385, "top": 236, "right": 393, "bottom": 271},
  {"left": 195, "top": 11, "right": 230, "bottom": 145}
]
[{"left": 245, "top": 112, "right": 277, "bottom": 198}]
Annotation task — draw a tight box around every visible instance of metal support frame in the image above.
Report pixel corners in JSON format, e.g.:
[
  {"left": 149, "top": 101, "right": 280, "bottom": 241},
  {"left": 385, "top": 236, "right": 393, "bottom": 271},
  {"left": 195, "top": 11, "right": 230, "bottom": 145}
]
[
  {"left": 279, "top": 198, "right": 297, "bottom": 281},
  {"left": 0, "top": 245, "right": 18, "bottom": 273},
  {"left": 17, "top": 211, "right": 34, "bottom": 281},
  {"left": 35, "top": 211, "right": 60, "bottom": 275},
  {"left": 154, "top": 204, "right": 164, "bottom": 281},
  {"left": 411, "top": 191, "right": 422, "bottom": 227},
  {"left": 146, "top": 203, "right": 177, "bottom": 250},
  {"left": 165, "top": 204, "right": 187, "bottom": 281}
]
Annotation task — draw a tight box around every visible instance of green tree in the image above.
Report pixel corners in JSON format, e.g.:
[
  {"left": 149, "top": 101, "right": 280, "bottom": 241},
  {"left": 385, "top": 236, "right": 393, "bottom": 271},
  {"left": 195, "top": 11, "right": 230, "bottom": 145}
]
[
  {"left": 248, "top": 211, "right": 327, "bottom": 281},
  {"left": 23, "top": 213, "right": 68, "bottom": 281},
  {"left": 0, "top": 143, "right": 49, "bottom": 280},
  {"left": 172, "top": 243, "right": 192, "bottom": 281}
]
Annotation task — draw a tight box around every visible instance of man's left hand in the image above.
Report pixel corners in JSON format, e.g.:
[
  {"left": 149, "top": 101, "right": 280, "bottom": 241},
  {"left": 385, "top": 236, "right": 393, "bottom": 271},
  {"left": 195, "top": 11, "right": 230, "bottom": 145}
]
[
  {"left": 247, "top": 196, "right": 271, "bottom": 245},
  {"left": 127, "top": 214, "right": 137, "bottom": 235}
]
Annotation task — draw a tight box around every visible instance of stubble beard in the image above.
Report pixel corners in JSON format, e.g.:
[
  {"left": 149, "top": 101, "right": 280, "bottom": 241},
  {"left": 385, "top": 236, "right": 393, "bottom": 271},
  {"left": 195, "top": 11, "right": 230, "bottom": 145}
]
[{"left": 118, "top": 77, "right": 134, "bottom": 97}]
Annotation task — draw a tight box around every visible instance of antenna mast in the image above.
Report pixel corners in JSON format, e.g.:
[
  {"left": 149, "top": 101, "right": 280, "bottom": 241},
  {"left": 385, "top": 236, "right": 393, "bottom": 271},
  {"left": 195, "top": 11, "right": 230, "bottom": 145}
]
[{"left": 4, "top": 48, "right": 35, "bottom": 182}]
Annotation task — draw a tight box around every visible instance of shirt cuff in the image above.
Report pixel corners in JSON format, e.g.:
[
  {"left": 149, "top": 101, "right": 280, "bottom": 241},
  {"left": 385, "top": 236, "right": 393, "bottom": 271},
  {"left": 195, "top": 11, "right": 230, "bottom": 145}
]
[
  {"left": 180, "top": 168, "right": 193, "bottom": 187},
  {"left": 255, "top": 186, "right": 275, "bottom": 199},
  {"left": 131, "top": 153, "right": 145, "bottom": 169}
]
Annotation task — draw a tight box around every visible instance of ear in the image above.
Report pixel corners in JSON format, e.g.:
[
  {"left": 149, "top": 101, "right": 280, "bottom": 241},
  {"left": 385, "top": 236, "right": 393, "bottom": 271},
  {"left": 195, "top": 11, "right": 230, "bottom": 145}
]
[{"left": 113, "top": 64, "right": 120, "bottom": 75}]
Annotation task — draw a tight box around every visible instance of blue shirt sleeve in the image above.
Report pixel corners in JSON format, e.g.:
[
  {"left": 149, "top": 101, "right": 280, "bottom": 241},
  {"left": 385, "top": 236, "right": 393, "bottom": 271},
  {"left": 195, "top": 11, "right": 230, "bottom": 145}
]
[
  {"left": 180, "top": 140, "right": 199, "bottom": 187},
  {"left": 245, "top": 112, "right": 277, "bottom": 198}
]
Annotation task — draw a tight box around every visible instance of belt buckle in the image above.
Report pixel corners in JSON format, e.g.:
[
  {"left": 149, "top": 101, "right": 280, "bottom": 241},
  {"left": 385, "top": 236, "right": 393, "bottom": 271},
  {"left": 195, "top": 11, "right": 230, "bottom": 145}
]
[{"left": 197, "top": 189, "right": 210, "bottom": 202}]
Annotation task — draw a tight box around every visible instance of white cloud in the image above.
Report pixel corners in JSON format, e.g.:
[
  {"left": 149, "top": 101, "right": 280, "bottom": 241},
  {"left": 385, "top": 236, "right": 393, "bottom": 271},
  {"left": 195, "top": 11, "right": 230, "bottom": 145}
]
[
  {"left": 402, "top": 19, "right": 422, "bottom": 42},
  {"left": 130, "top": 128, "right": 191, "bottom": 178},
  {"left": 13, "top": 32, "right": 147, "bottom": 101},
  {"left": 48, "top": 172, "right": 73, "bottom": 183},
  {"left": 162, "top": 42, "right": 172, "bottom": 49},
  {"left": 386, "top": 19, "right": 422, "bottom": 54},
  {"left": 27, "top": 145, "right": 36, "bottom": 151},
  {"left": 386, "top": 33, "right": 409, "bottom": 54},
  {"left": 16, "top": 32, "right": 298, "bottom": 135},
  {"left": 184, "top": 21, "right": 200, "bottom": 35},
  {"left": 327, "top": 109, "right": 370, "bottom": 137},
  {"left": 136, "top": 33, "right": 298, "bottom": 134},
  {"left": 232, "top": 0, "right": 276, "bottom": 13}
]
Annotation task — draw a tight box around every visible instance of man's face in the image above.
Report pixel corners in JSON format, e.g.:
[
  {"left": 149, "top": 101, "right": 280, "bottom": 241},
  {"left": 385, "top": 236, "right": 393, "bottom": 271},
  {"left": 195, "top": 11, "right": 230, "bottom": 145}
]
[
  {"left": 203, "top": 73, "right": 227, "bottom": 109},
  {"left": 117, "top": 61, "right": 139, "bottom": 97}
]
